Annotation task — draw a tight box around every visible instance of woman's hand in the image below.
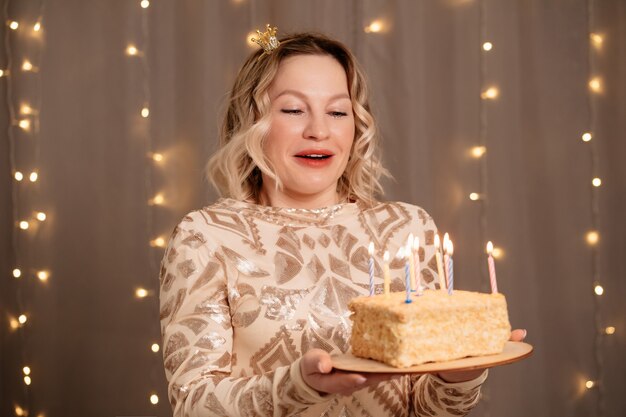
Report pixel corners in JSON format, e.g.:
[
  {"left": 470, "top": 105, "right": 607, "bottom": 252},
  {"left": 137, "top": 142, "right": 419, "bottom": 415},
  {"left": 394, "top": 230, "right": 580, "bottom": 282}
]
[
  {"left": 300, "top": 349, "right": 399, "bottom": 396},
  {"left": 436, "top": 328, "right": 528, "bottom": 383}
]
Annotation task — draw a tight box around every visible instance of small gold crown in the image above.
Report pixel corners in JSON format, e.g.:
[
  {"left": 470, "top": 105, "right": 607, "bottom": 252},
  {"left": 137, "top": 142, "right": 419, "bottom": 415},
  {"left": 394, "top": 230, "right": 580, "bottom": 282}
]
[{"left": 251, "top": 24, "right": 280, "bottom": 54}]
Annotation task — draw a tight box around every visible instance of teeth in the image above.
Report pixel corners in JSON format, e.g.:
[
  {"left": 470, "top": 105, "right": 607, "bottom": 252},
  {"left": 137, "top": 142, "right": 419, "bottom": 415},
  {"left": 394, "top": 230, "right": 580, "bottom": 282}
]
[{"left": 300, "top": 154, "right": 328, "bottom": 158}]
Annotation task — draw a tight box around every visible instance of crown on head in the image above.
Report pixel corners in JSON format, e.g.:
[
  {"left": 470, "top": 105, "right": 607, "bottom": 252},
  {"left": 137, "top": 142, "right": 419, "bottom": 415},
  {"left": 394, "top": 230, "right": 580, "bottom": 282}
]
[{"left": 251, "top": 24, "right": 280, "bottom": 54}]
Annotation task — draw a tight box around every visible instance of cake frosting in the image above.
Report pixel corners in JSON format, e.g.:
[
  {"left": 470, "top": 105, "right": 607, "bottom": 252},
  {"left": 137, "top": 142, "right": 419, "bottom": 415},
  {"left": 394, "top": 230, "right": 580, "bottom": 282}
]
[{"left": 349, "top": 290, "right": 511, "bottom": 368}]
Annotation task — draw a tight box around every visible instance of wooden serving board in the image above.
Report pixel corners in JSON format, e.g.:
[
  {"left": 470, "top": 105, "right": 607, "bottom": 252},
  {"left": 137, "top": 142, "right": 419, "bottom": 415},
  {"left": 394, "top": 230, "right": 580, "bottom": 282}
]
[{"left": 331, "top": 341, "right": 533, "bottom": 374}]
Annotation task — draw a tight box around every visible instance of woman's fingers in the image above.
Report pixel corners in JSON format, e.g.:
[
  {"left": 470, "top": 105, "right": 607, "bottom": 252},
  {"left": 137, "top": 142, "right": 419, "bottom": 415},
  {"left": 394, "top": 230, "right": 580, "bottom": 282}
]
[{"left": 510, "top": 328, "right": 527, "bottom": 342}]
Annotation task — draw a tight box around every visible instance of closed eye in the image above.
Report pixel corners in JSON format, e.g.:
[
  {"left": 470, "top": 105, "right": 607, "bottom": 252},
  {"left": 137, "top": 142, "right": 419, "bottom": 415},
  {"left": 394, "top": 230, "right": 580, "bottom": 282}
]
[
  {"left": 329, "top": 111, "right": 348, "bottom": 118},
  {"left": 281, "top": 109, "right": 303, "bottom": 115}
]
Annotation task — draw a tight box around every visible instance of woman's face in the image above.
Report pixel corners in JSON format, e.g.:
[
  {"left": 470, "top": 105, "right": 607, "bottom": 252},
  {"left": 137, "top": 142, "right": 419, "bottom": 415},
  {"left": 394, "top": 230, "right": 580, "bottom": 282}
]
[{"left": 261, "top": 54, "right": 355, "bottom": 208}]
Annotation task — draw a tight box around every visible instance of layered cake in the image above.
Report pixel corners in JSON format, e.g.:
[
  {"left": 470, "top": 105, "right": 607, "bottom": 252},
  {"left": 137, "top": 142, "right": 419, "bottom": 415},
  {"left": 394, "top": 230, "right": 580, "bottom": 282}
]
[{"left": 348, "top": 290, "right": 511, "bottom": 368}]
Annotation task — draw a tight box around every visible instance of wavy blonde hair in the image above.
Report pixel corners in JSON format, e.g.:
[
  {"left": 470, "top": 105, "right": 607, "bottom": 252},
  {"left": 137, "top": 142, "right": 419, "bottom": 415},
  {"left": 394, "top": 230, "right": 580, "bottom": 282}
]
[{"left": 206, "top": 32, "right": 389, "bottom": 206}]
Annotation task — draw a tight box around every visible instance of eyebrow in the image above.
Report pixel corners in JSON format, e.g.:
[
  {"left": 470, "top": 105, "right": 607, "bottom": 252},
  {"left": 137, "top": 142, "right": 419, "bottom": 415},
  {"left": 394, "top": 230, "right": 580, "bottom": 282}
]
[{"left": 273, "top": 89, "right": 350, "bottom": 101}]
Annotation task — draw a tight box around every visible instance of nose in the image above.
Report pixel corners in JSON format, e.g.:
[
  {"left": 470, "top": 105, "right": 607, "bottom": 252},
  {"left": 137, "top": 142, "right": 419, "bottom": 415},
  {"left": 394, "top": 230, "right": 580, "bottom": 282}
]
[{"left": 303, "top": 113, "right": 330, "bottom": 141}]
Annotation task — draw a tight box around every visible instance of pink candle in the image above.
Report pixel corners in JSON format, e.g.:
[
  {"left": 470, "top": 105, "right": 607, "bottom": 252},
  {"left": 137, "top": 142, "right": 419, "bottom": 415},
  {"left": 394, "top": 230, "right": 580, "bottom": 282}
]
[
  {"left": 443, "top": 233, "right": 451, "bottom": 292},
  {"left": 368, "top": 242, "right": 375, "bottom": 296},
  {"left": 487, "top": 241, "right": 498, "bottom": 293}
]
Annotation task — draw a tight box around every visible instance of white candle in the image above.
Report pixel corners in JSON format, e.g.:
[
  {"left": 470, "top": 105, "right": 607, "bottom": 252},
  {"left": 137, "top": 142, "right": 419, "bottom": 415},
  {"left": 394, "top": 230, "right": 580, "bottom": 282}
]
[
  {"left": 368, "top": 242, "right": 375, "bottom": 296},
  {"left": 435, "top": 234, "right": 446, "bottom": 292},
  {"left": 407, "top": 234, "right": 416, "bottom": 291}
]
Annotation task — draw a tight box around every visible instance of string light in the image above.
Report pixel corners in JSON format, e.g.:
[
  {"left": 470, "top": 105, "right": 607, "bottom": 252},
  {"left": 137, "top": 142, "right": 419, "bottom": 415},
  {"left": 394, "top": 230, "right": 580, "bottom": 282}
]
[
  {"left": 470, "top": 146, "right": 486, "bottom": 158},
  {"left": 23, "top": 367, "right": 31, "bottom": 375},
  {"left": 14, "top": 405, "right": 27, "bottom": 416},
  {"left": 9, "top": 21, "right": 19, "bottom": 30},
  {"left": 135, "top": 288, "right": 149, "bottom": 298},
  {"left": 33, "top": 22, "right": 41, "bottom": 32},
  {"left": 13, "top": 268, "right": 22, "bottom": 278},
  {"left": 586, "top": 230, "right": 599, "bottom": 246},
  {"left": 20, "top": 104, "right": 33, "bottom": 115},
  {"left": 151, "top": 343, "right": 160, "bottom": 353},
  {"left": 151, "top": 152, "right": 163, "bottom": 162},
  {"left": 469, "top": 192, "right": 482, "bottom": 201},
  {"left": 588, "top": 76, "right": 602, "bottom": 93},
  {"left": 126, "top": 45, "right": 139, "bottom": 56},
  {"left": 585, "top": 380, "right": 597, "bottom": 389},
  {"left": 150, "top": 237, "right": 166, "bottom": 248},
  {"left": 18, "top": 314, "right": 28, "bottom": 325},
  {"left": 10, "top": 318, "right": 20, "bottom": 330},
  {"left": 592, "top": 177, "right": 602, "bottom": 187},
  {"left": 0, "top": 69, "right": 5, "bottom": 77},
  {"left": 582, "top": 132, "right": 593, "bottom": 142},
  {"left": 24, "top": 376, "right": 31, "bottom": 385},
  {"left": 149, "top": 193, "right": 164, "bottom": 206},
  {"left": 141, "top": 107, "right": 150, "bottom": 118},
  {"left": 19, "top": 221, "right": 30, "bottom": 230},
  {"left": 140, "top": 0, "right": 150, "bottom": 8},
  {"left": 14, "top": 171, "right": 23, "bottom": 181},
  {"left": 482, "top": 41, "right": 493, "bottom": 51},
  {"left": 604, "top": 326, "right": 615, "bottom": 335},
  {"left": 18, "top": 119, "right": 31, "bottom": 131},
  {"left": 594, "top": 285, "right": 604, "bottom": 296},
  {"left": 149, "top": 394, "right": 159, "bottom": 405},
  {"left": 29, "top": 171, "right": 38, "bottom": 182},
  {"left": 480, "top": 86, "right": 499, "bottom": 99},
  {"left": 22, "top": 60, "right": 33, "bottom": 71},
  {"left": 37, "top": 271, "right": 49, "bottom": 282},
  {"left": 364, "top": 20, "right": 384, "bottom": 33},
  {"left": 36, "top": 212, "right": 46, "bottom": 221}
]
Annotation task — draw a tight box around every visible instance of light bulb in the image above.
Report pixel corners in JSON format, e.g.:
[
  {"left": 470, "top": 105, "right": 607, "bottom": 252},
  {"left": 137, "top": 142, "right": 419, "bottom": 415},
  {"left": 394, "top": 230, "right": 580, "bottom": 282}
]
[
  {"left": 37, "top": 271, "right": 49, "bottom": 281},
  {"left": 151, "top": 237, "right": 166, "bottom": 247},
  {"left": 604, "top": 326, "right": 615, "bottom": 335},
  {"left": 22, "top": 60, "right": 33, "bottom": 71},
  {"left": 19, "top": 221, "right": 29, "bottom": 230},
  {"left": 141, "top": 107, "right": 150, "bottom": 118},
  {"left": 589, "top": 77, "right": 602, "bottom": 93},
  {"left": 19, "top": 119, "right": 31, "bottom": 130},
  {"left": 594, "top": 285, "right": 604, "bottom": 296},
  {"left": 13, "top": 268, "right": 22, "bottom": 278},
  {"left": 23, "top": 366, "right": 31, "bottom": 375},
  {"left": 151, "top": 153, "right": 163, "bottom": 162},
  {"left": 150, "top": 394, "right": 159, "bottom": 405},
  {"left": 364, "top": 20, "right": 384, "bottom": 33},
  {"left": 9, "top": 21, "right": 19, "bottom": 30},
  {"left": 469, "top": 192, "right": 481, "bottom": 201},
  {"left": 10, "top": 318, "right": 20, "bottom": 329},
  {"left": 20, "top": 104, "right": 33, "bottom": 115},
  {"left": 492, "top": 247, "right": 504, "bottom": 259},
  {"left": 471, "top": 146, "right": 486, "bottom": 158},
  {"left": 150, "top": 193, "right": 165, "bottom": 205},
  {"left": 33, "top": 22, "right": 41, "bottom": 32},
  {"left": 141, "top": 0, "right": 150, "bottom": 8},
  {"left": 36, "top": 212, "right": 46, "bottom": 221},
  {"left": 18, "top": 314, "right": 27, "bottom": 324},
  {"left": 14, "top": 171, "right": 23, "bottom": 181},
  {"left": 481, "top": 87, "right": 499, "bottom": 99},
  {"left": 0, "top": 69, "right": 5, "bottom": 77},
  {"left": 482, "top": 42, "right": 493, "bottom": 51},
  {"left": 135, "top": 288, "right": 149, "bottom": 298},
  {"left": 586, "top": 230, "right": 599, "bottom": 246},
  {"left": 585, "top": 380, "right": 596, "bottom": 389},
  {"left": 592, "top": 178, "right": 602, "bottom": 187},
  {"left": 29, "top": 172, "right": 38, "bottom": 182},
  {"left": 14, "top": 405, "right": 26, "bottom": 416},
  {"left": 582, "top": 132, "right": 592, "bottom": 142},
  {"left": 151, "top": 343, "right": 160, "bottom": 353},
  {"left": 24, "top": 376, "right": 31, "bottom": 385},
  {"left": 126, "top": 45, "right": 138, "bottom": 56}
]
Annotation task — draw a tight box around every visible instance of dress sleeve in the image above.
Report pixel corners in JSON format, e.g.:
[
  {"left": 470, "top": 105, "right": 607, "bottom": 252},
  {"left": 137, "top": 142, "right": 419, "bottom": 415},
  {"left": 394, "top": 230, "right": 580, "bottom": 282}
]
[
  {"left": 159, "top": 219, "right": 330, "bottom": 417},
  {"left": 409, "top": 209, "right": 489, "bottom": 416}
]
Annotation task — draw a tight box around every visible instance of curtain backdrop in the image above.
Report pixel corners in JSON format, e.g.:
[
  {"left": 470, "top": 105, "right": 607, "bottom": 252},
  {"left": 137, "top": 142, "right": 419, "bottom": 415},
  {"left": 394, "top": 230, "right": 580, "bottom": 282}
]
[{"left": 1, "top": 1, "right": 624, "bottom": 416}]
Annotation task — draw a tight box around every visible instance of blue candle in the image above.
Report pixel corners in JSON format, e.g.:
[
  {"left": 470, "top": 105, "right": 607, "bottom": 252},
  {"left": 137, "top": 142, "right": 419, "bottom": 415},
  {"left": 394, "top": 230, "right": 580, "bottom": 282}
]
[{"left": 399, "top": 246, "right": 412, "bottom": 304}]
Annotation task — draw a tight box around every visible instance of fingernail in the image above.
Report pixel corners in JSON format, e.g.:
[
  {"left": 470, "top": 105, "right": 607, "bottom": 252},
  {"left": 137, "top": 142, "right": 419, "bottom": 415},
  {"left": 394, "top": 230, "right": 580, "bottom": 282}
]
[
  {"left": 523, "top": 329, "right": 528, "bottom": 339},
  {"left": 355, "top": 376, "right": 367, "bottom": 385},
  {"left": 317, "top": 363, "right": 326, "bottom": 373}
]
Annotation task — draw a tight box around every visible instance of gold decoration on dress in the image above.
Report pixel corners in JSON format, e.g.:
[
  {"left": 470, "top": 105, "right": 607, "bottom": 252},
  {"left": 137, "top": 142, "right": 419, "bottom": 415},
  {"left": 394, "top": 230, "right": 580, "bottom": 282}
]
[{"left": 251, "top": 24, "right": 280, "bottom": 54}]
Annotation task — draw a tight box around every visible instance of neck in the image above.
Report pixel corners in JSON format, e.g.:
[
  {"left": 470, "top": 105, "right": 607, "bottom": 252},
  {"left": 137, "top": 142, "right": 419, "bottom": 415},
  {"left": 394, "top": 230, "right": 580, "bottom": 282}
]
[{"left": 258, "top": 184, "right": 342, "bottom": 210}]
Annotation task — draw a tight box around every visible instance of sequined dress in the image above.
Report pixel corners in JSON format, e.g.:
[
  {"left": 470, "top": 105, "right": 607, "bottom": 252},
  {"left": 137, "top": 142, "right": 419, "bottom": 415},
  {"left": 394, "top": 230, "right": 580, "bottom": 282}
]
[{"left": 159, "top": 198, "right": 488, "bottom": 416}]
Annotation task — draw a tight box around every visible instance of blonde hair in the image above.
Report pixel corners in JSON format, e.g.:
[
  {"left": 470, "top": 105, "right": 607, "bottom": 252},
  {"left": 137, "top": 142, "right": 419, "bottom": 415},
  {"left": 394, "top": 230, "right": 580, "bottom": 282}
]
[{"left": 206, "top": 32, "right": 389, "bottom": 206}]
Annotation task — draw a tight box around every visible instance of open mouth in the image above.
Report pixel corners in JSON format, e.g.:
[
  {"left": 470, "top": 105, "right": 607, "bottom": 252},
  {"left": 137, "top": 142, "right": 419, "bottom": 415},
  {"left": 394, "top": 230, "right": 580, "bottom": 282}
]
[{"left": 295, "top": 154, "right": 332, "bottom": 160}]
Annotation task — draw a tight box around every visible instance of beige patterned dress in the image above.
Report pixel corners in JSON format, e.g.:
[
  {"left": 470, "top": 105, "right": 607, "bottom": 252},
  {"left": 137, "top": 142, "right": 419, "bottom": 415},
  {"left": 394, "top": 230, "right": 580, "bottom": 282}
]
[{"left": 159, "top": 198, "right": 487, "bottom": 416}]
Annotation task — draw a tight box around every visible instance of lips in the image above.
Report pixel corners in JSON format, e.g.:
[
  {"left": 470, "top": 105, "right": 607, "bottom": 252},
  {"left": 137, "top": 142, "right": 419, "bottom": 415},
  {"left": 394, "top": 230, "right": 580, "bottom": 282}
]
[{"left": 294, "top": 149, "right": 334, "bottom": 160}]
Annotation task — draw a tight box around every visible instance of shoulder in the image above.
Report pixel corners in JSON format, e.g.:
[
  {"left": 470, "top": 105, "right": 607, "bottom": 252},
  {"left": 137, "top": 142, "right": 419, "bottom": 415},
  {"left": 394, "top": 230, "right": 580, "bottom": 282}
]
[{"left": 364, "top": 200, "right": 435, "bottom": 226}]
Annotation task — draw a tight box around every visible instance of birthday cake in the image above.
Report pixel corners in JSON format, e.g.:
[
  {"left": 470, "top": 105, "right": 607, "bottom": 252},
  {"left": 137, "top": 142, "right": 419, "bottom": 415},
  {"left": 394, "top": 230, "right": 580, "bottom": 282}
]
[{"left": 348, "top": 290, "right": 511, "bottom": 368}]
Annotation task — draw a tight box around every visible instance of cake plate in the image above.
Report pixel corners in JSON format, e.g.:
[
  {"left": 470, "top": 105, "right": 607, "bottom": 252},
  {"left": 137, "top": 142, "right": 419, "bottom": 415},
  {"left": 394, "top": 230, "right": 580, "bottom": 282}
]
[{"left": 331, "top": 341, "right": 533, "bottom": 374}]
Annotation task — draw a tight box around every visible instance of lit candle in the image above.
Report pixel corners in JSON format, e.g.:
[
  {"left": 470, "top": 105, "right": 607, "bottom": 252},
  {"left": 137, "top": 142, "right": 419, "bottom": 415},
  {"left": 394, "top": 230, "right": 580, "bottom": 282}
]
[
  {"left": 383, "top": 251, "right": 391, "bottom": 298},
  {"left": 413, "top": 236, "right": 422, "bottom": 295},
  {"left": 446, "top": 239, "right": 454, "bottom": 295},
  {"left": 407, "top": 234, "right": 416, "bottom": 291},
  {"left": 487, "top": 241, "right": 498, "bottom": 293},
  {"left": 398, "top": 247, "right": 412, "bottom": 304},
  {"left": 435, "top": 234, "right": 446, "bottom": 292},
  {"left": 443, "top": 233, "right": 451, "bottom": 291},
  {"left": 368, "top": 242, "right": 375, "bottom": 296}
]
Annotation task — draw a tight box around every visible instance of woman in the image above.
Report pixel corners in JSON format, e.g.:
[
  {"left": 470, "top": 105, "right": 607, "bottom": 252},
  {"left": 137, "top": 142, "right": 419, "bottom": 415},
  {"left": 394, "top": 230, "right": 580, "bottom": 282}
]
[{"left": 159, "top": 30, "right": 525, "bottom": 416}]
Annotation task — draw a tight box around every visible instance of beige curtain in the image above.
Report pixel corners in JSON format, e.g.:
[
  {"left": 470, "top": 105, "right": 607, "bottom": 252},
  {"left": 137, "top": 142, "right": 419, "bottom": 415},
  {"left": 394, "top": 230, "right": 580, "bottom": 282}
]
[{"left": 1, "top": 1, "right": 624, "bottom": 416}]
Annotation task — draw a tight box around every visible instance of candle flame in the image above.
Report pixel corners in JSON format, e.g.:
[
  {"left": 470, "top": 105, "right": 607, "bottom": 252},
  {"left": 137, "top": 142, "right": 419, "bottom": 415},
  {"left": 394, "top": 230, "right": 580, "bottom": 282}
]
[
  {"left": 396, "top": 246, "right": 405, "bottom": 259},
  {"left": 447, "top": 240, "right": 454, "bottom": 256},
  {"left": 434, "top": 234, "right": 440, "bottom": 248},
  {"left": 487, "top": 241, "right": 494, "bottom": 254},
  {"left": 368, "top": 241, "right": 374, "bottom": 256},
  {"left": 443, "top": 233, "right": 450, "bottom": 253},
  {"left": 413, "top": 236, "right": 420, "bottom": 250},
  {"left": 383, "top": 251, "right": 389, "bottom": 262}
]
